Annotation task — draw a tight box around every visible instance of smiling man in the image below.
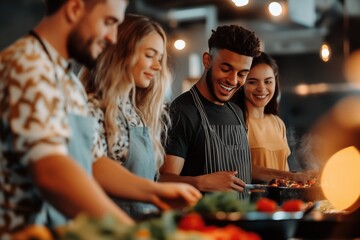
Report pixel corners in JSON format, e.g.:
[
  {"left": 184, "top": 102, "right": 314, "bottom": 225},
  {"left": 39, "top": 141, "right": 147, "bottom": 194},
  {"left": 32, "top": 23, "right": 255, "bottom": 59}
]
[
  {"left": 0, "top": 0, "right": 129, "bottom": 232},
  {"left": 0, "top": 0, "right": 202, "bottom": 234},
  {"left": 160, "top": 25, "right": 261, "bottom": 199}
]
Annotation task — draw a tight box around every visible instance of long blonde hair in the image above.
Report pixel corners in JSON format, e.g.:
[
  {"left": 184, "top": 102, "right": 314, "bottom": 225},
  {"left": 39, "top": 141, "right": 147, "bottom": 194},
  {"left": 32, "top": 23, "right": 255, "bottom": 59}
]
[{"left": 80, "top": 14, "right": 172, "bottom": 170}]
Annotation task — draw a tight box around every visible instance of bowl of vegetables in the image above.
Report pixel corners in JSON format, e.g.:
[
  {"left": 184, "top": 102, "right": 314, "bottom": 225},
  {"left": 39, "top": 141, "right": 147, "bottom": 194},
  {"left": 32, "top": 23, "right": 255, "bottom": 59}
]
[{"left": 188, "top": 192, "right": 307, "bottom": 240}]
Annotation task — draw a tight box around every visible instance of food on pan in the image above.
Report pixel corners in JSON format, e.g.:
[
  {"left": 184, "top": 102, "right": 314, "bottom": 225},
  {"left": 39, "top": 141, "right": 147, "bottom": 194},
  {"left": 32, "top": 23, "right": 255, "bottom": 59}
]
[{"left": 269, "top": 177, "right": 318, "bottom": 188}]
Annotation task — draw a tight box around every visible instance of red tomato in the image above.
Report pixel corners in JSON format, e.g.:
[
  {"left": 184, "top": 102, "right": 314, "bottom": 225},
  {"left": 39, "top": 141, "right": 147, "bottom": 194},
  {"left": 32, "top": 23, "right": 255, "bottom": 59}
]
[
  {"left": 256, "top": 198, "right": 278, "bottom": 212},
  {"left": 200, "top": 225, "right": 217, "bottom": 233},
  {"left": 246, "top": 231, "right": 262, "bottom": 240},
  {"left": 178, "top": 213, "right": 205, "bottom": 231},
  {"left": 198, "top": 224, "right": 262, "bottom": 240},
  {"left": 282, "top": 199, "right": 305, "bottom": 212}
]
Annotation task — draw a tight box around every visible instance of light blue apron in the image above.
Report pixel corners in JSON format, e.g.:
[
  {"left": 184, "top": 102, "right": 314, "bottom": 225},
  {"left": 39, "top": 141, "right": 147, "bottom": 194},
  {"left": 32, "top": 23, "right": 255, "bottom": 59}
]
[
  {"left": 35, "top": 113, "right": 94, "bottom": 227},
  {"left": 113, "top": 113, "right": 157, "bottom": 220},
  {"left": 25, "top": 30, "right": 95, "bottom": 227}
]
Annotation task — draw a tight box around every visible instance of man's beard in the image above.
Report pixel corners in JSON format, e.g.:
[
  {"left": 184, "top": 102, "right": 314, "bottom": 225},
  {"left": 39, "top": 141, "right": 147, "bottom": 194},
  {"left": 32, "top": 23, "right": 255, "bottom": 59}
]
[
  {"left": 67, "top": 30, "right": 97, "bottom": 69},
  {"left": 205, "top": 68, "right": 226, "bottom": 104}
]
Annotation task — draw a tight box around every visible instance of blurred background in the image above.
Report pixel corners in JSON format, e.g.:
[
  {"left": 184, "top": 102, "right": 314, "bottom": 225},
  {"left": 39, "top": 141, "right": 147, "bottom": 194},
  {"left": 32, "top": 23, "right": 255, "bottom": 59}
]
[{"left": 1, "top": 0, "right": 360, "bottom": 170}]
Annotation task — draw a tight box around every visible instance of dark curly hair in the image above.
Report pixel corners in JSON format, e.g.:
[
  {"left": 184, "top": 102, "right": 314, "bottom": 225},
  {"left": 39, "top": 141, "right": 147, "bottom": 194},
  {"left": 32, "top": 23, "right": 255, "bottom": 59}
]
[{"left": 208, "top": 25, "right": 261, "bottom": 57}]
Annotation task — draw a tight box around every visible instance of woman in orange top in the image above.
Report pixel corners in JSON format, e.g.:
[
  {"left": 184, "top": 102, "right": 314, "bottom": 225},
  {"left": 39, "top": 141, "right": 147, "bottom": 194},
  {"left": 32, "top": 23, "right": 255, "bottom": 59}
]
[
  {"left": 232, "top": 52, "right": 305, "bottom": 183},
  {"left": 240, "top": 52, "right": 290, "bottom": 171}
]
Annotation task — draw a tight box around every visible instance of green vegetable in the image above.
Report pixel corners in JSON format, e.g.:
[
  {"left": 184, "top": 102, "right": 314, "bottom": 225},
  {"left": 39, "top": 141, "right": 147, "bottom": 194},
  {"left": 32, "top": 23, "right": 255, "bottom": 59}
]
[
  {"left": 59, "top": 211, "right": 182, "bottom": 240},
  {"left": 191, "top": 191, "right": 256, "bottom": 215}
]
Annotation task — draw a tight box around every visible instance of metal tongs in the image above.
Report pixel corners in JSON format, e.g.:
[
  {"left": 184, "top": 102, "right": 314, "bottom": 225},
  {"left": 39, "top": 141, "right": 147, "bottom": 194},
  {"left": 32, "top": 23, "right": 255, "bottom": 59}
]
[{"left": 245, "top": 183, "right": 273, "bottom": 189}]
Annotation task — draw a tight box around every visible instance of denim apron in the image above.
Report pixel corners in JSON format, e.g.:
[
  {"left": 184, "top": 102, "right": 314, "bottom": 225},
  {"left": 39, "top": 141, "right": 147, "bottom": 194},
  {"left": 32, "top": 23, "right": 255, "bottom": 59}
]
[
  {"left": 35, "top": 114, "right": 94, "bottom": 227},
  {"left": 29, "top": 31, "right": 95, "bottom": 227},
  {"left": 113, "top": 112, "right": 157, "bottom": 220}
]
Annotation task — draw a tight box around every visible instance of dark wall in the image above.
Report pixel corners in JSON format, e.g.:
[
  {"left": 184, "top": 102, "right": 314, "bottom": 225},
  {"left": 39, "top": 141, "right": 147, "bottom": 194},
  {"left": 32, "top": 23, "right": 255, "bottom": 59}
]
[
  {"left": 274, "top": 52, "right": 345, "bottom": 140},
  {"left": 275, "top": 53, "right": 345, "bottom": 87},
  {"left": 0, "top": 0, "right": 44, "bottom": 50},
  {"left": 272, "top": 52, "right": 354, "bottom": 170}
]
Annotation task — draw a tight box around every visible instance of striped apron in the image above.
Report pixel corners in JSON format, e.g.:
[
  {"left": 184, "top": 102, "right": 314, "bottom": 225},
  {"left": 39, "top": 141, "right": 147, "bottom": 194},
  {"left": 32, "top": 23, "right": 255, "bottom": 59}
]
[{"left": 190, "top": 87, "right": 252, "bottom": 199}]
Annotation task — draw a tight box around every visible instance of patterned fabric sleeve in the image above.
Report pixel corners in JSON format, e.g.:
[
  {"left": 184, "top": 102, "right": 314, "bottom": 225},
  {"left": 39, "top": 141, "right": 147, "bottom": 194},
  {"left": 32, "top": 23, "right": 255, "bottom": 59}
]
[
  {"left": 87, "top": 97, "right": 108, "bottom": 161},
  {"left": 2, "top": 37, "right": 69, "bottom": 165}
]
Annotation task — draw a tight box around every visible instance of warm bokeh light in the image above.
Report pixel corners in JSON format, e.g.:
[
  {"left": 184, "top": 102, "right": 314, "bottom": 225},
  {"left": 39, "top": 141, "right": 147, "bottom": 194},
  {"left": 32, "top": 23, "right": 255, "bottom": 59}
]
[
  {"left": 174, "top": 39, "right": 186, "bottom": 50},
  {"left": 294, "top": 83, "right": 330, "bottom": 95},
  {"left": 231, "top": 0, "right": 249, "bottom": 7},
  {"left": 268, "top": 2, "right": 283, "bottom": 16},
  {"left": 294, "top": 84, "right": 310, "bottom": 95},
  {"left": 320, "top": 43, "right": 331, "bottom": 62},
  {"left": 332, "top": 96, "right": 360, "bottom": 129},
  {"left": 344, "top": 50, "right": 360, "bottom": 83},
  {"left": 321, "top": 146, "right": 360, "bottom": 212}
]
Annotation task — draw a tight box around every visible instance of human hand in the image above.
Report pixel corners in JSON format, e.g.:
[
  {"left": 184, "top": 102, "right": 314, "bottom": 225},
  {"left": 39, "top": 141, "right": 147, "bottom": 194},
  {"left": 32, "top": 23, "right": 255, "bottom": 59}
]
[
  {"left": 198, "top": 171, "right": 245, "bottom": 192},
  {"left": 150, "top": 183, "right": 202, "bottom": 211}
]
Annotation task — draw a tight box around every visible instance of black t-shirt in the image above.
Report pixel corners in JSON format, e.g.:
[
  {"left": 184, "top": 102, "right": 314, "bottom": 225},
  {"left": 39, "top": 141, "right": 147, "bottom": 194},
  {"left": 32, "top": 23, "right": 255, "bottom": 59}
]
[{"left": 165, "top": 87, "right": 247, "bottom": 176}]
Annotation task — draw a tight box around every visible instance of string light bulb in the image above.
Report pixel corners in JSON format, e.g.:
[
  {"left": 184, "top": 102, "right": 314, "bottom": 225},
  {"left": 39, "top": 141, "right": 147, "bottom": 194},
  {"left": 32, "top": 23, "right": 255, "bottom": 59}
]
[
  {"left": 269, "top": 2, "right": 283, "bottom": 16},
  {"left": 174, "top": 39, "right": 186, "bottom": 50},
  {"left": 231, "top": 0, "right": 249, "bottom": 7},
  {"left": 320, "top": 43, "right": 331, "bottom": 62}
]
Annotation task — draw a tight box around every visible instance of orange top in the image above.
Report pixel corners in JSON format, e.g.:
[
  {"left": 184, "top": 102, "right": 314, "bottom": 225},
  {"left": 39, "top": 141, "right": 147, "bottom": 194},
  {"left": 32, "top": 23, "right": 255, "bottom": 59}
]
[{"left": 247, "top": 114, "right": 291, "bottom": 171}]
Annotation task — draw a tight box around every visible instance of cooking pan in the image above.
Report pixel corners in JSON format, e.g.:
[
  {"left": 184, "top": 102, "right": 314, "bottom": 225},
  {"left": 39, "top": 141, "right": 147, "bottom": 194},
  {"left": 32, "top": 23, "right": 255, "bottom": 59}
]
[{"left": 246, "top": 184, "right": 325, "bottom": 204}]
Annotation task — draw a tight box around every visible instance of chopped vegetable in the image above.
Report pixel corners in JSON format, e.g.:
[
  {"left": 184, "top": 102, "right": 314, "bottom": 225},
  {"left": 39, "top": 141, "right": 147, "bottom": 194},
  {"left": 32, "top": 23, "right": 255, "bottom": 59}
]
[
  {"left": 256, "top": 198, "right": 278, "bottom": 212},
  {"left": 178, "top": 213, "right": 205, "bottom": 231},
  {"left": 282, "top": 199, "right": 305, "bottom": 212},
  {"left": 191, "top": 192, "right": 256, "bottom": 215}
]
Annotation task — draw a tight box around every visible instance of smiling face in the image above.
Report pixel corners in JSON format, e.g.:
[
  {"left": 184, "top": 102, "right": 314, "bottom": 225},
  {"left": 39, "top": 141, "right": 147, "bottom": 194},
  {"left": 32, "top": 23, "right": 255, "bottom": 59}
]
[
  {"left": 131, "top": 31, "right": 164, "bottom": 89},
  {"left": 68, "top": 0, "right": 128, "bottom": 68},
  {"left": 244, "top": 63, "right": 276, "bottom": 110},
  {"left": 203, "top": 48, "right": 253, "bottom": 105}
]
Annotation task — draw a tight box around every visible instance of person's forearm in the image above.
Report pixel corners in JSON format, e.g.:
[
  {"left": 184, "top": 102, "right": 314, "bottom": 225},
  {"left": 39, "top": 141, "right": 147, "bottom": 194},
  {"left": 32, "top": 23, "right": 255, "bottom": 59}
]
[
  {"left": 252, "top": 165, "right": 294, "bottom": 183},
  {"left": 93, "top": 157, "right": 163, "bottom": 202},
  {"left": 159, "top": 172, "right": 205, "bottom": 191},
  {"left": 32, "top": 154, "right": 133, "bottom": 225},
  {"left": 252, "top": 165, "right": 315, "bottom": 183}
]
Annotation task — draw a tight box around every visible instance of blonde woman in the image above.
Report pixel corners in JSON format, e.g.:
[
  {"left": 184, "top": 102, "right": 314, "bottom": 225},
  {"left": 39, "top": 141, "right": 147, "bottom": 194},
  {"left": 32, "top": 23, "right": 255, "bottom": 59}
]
[{"left": 80, "top": 14, "right": 172, "bottom": 219}]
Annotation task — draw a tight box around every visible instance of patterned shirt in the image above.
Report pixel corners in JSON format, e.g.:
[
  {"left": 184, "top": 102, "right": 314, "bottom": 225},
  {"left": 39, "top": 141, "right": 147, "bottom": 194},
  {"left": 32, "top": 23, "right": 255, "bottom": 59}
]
[
  {"left": 0, "top": 35, "right": 102, "bottom": 232},
  {"left": 88, "top": 95, "right": 143, "bottom": 163}
]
